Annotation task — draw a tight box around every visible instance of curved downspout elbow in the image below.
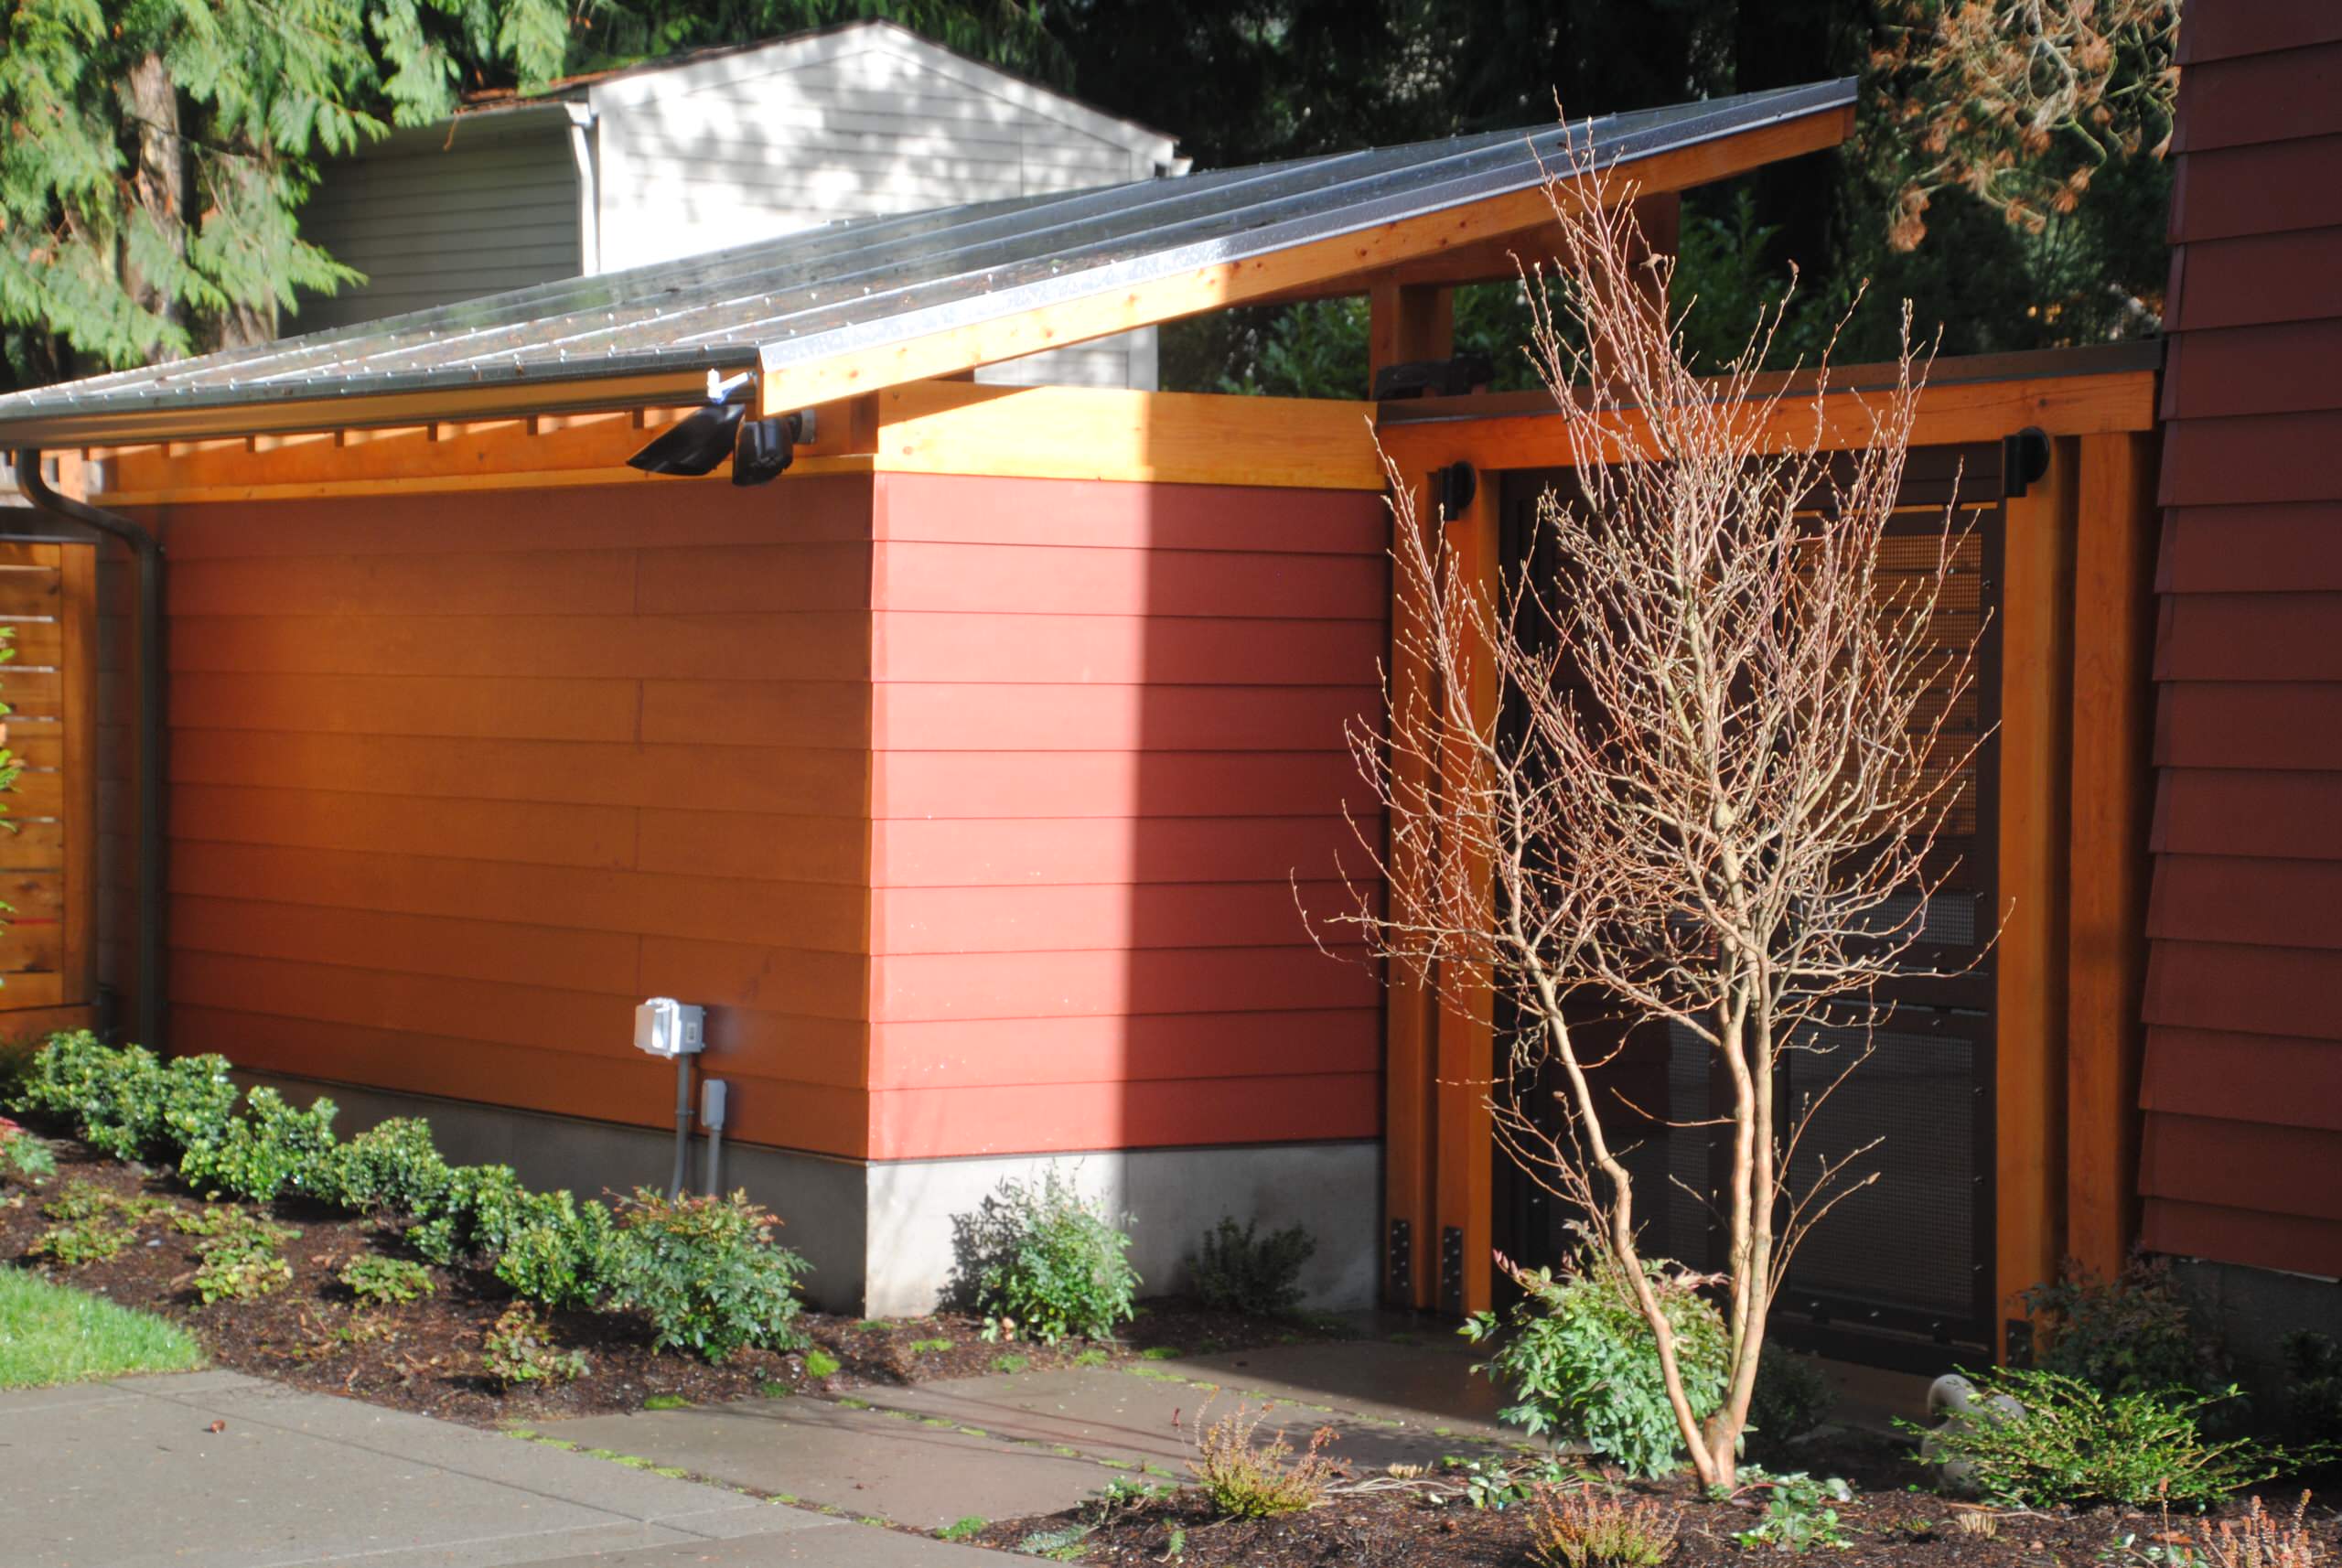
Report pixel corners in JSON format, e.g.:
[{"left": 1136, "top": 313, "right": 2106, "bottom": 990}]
[{"left": 10, "top": 451, "right": 167, "bottom": 1050}]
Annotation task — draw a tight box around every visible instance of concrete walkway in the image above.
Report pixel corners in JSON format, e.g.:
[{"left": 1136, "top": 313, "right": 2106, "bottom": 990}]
[
  {"left": 0, "top": 1370, "right": 1003, "bottom": 1568},
  {"left": 541, "top": 1337, "right": 1522, "bottom": 1534}
]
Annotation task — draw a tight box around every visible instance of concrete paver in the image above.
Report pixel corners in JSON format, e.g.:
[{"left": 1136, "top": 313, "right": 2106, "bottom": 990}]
[
  {"left": 545, "top": 1394, "right": 1121, "bottom": 1530},
  {"left": 0, "top": 1371, "right": 829, "bottom": 1568},
  {"left": 512, "top": 1522, "right": 1016, "bottom": 1566}
]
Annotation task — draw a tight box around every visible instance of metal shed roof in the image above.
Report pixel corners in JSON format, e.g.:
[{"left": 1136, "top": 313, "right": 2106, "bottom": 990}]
[{"left": 0, "top": 80, "right": 1853, "bottom": 447}]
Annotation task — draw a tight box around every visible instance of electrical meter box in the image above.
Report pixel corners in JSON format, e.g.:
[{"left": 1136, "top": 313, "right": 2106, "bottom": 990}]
[{"left": 633, "top": 998, "right": 706, "bottom": 1058}]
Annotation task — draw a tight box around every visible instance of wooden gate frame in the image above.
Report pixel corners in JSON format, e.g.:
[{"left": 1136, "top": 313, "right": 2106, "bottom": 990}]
[{"left": 1370, "top": 343, "right": 2160, "bottom": 1358}]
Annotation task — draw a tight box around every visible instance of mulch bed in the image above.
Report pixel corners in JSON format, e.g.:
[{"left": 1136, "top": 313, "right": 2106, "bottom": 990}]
[
  {"left": 972, "top": 1432, "right": 2342, "bottom": 1565},
  {"left": 0, "top": 1133, "right": 1336, "bottom": 1427}
]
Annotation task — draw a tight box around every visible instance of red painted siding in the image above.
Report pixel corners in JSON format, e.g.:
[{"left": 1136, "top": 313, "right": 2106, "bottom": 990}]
[
  {"left": 131, "top": 479, "right": 878, "bottom": 1159},
  {"left": 864, "top": 472, "right": 1387, "bottom": 1160},
  {"left": 2143, "top": 0, "right": 2342, "bottom": 1275}
]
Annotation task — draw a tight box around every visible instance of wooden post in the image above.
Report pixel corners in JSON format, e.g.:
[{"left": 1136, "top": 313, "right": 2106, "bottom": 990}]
[
  {"left": 1996, "top": 437, "right": 2078, "bottom": 1356},
  {"left": 2065, "top": 432, "right": 2157, "bottom": 1278},
  {"left": 1369, "top": 283, "right": 1455, "bottom": 394},
  {"left": 1434, "top": 467, "right": 1500, "bottom": 1315}
]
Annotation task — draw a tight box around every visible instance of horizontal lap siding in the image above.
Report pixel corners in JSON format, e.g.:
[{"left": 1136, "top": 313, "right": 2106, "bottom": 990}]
[
  {"left": 2144, "top": 5, "right": 2342, "bottom": 1274},
  {"left": 865, "top": 472, "right": 1387, "bottom": 1159},
  {"left": 134, "top": 478, "right": 876, "bottom": 1158}
]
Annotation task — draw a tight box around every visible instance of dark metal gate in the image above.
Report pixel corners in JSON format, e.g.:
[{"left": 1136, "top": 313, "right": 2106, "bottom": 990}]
[{"left": 1490, "top": 445, "right": 2005, "bottom": 1370}]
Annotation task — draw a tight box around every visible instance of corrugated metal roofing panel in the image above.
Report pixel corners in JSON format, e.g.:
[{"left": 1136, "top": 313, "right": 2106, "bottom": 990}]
[{"left": 0, "top": 81, "right": 1852, "bottom": 444}]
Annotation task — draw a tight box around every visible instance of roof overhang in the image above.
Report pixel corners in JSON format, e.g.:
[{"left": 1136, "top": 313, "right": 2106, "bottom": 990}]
[{"left": 0, "top": 82, "right": 1854, "bottom": 452}]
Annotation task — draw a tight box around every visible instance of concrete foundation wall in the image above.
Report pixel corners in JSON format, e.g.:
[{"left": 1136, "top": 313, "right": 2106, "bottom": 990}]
[
  {"left": 2166, "top": 1256, "right": 2342, "bottom": 1410},
  {"left": 251, "top": 1074, "right": 1380, "bottom": 1317}
]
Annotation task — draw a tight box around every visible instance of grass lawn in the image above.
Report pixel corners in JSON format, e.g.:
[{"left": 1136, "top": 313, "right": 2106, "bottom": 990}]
[{"left": 0, "top": 1267, "right": 205, "bottom": 1389}]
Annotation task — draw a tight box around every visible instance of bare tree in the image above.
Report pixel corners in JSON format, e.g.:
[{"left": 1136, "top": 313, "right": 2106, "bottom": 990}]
[{"left": 1316, "top": 140, "right": 1983, "bottom": 1489}]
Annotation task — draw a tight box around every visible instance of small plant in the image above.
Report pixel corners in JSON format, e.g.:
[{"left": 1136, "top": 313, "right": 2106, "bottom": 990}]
[
  {"left": 1906, "top": 1369, "right": 2291, "bottom": 1509},
  {"left": 0, "top": 1116, "right": 55, "bottom": 1180},
  {"left": 1734, "top": 1470, "right": 1853, "bottom": 1554},
  {"left": 178, "top": 1087, "right": 339, "bottom": 1203},
  {"left": 495, "top": 1191, "right": 617, "bottom": 1311},
  {"left": 329, "top": 1118, "right": 451, "bottom": 1215},
  {"left": 802, "top": 1347, "right": 840, "bottom": 1378},
  {"left": 481, "top": 1302, "right": 587, "bottom": 1389},
  {"left": 606, "top": 1188, "right": 808, "bottom": 1362},
  {"left": 32, "top": 1181, "right": 170, "bottom": 1264},
  {"left": 2191, "top": 1492, "right": 2323, "bottom": 1568},
  {"left": 2025, "top": 1257, "right": 2224, "bottom": 1398},
  {"left": 1186, "top": 1216, "right": 1315, "bottom": 1317},
  {"left": 993, "top": 1352, "right": 1030, "bottom": 1373},
  {"left": 1956, "top": 1510, "right": 1999, "bottom": 1539},
  {"left": 938, "top": 1517, "right": 986, "bottom": 1542},
  {"left": 1525, "top": 1484, "right": 1681, "bottom": 1568},
  {"left": 1446, "top": 1453, "right": 1571, "bottom": 1511},
  {"left": 191, "top": 1214, "right": 300, "bottom": 1305},
  {"left": 1748, "top": 1348, "right": 1838, "bottom": 1451},
  {"left": 1187, "top": 1401, "right": 1338, "bottom": 1519},
  {"left": 340, "top": 1254, "right": 435, "bottom": 1308},
  {"left": 950, "top": 1166, "right": 1137, "bottom": 1346},
  {"left": 1463, "top": 1250, "right": 1728, "bottom": 1479},
  {"left": 908, "top": 1336, "right": 952, "bottom": 1354}
]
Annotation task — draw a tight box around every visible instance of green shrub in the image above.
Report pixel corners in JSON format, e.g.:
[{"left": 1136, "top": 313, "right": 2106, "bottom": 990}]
[
  {"left": 1733, "top": 1470, "right": 1853, "bottom": 1553},
  {"left": 155, "top": 1055, "right": 241, "bottom": 1160},
  {"left": 2023, "top": 1256, "right": 2223, "bottom": 1398},
  {"left": 1748, "top": 1348, "right": 1837, "bottom": 1451},
  {"left": 1462, "top": 1252, "right": 1727, "bottom": 1479},
  {"left": 8, "top": 1034, "right": 238, "bottom": 1165},
  {"left": 190, "top": 1214, "right": 300, "bottom": 1305},
  {"left": 481, "top": 1302, "right": 587, "bottom": 1389},
  {"left": 407, "top": 1164, "right": 529, "bottom": 1264},
  {"left": 1187, "top": 1402, "right": 1338, "bottom": 1519},
  {"left": 606, "top": 1188, "right": 808, "bottom": 1362},
  {"left": 495, "top": 1191, "right": 617, "bottom": 1311},
  {"left": 1187, "top": 1216, "right": 1314, "bottom": 1317},
  {"left": 1906, "top": 1369, "right": 2288, "bottom": 1509},
  {"left": 178, "top": 1088, "right": 339, "bottom": 1203},
  {"left": 0, "top": 1115, "right": 55, "bottom": 1180},
  {"left": 329, "top": 1119, "right": 451, "bottom": 1215},
  {"left": 950, "top": 1166, "right": 1138, "bottom": 1345}
]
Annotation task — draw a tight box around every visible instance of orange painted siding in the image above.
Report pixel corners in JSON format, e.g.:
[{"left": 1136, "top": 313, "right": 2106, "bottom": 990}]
[
  {"left": 129, "top": 478, "right": 877, "bottom": 1158},
  {"left": 864, "top": 473, "right": 1388, "bottom": 1160}
]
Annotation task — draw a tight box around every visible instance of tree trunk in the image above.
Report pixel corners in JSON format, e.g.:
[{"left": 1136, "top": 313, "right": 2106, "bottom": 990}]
[{"left": 121, "top": 51, "right": 186, "bottom": 359}]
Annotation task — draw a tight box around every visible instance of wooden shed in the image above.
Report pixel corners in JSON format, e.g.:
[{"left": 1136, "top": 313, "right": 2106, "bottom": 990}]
[{"left": 0, "top": 79, "right": 2175, "bottom": 1340}]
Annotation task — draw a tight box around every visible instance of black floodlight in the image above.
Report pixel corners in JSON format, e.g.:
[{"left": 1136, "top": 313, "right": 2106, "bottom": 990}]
[
  {"left": 732, "top": 411, "right": 807, "bottom": 487},
  {"left": 628, "top": 370, "right": 756, "bottom": 477}
]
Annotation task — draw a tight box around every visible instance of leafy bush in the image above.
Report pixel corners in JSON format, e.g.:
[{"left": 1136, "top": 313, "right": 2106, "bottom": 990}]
[
  {"left": 1733, "top": 1470, "right": 1853, "bottom": 1553},
  {"left": 2023, "top": 1256, "right": 2223, "bottom": 1398},
  {"left": 606, "top": 1188, "right": 808, "bottom": 1362},
  {"left": 1524, "top": 1485, "right": 1680, "bottom": 1568},
  {"left": 1187, "top": 1402, "right": 1338, "bottom": 1519},
  {"left": 329, "top": 1119, "right": 451, "bottom": 1215},
  {"left": 1748, "top": 1348, "right": 1837, "bottom": 1451},
  {"left": 1187, "top": 1216, "right": 1314, "bottom": 1318},
  {"left": 178, "top": 1088, "right": 339, "bottom": 1203},
  {"left": 950, "top": 1166, "right": 1138, "bottom": 1345},
  {"left": 1906, "top": 1369, "right": 2287, "bottom": 1509},
  {"left": 481, "top": 1303, "right": 587, "bottom": 1389},
  {"left": 1463, "top": 1252, "right": 1727, "bottom": 1479},
  {"left": 495, "top": 1191, "right": 617, "bottom": 1311},
  {"left": 190, "top": 1214, "right": 300, "bottom": 1305},
  {"left": 0, "top": 1115, "right": 54, "bottom": 1180},
  {"left": 341, "top": 1254, "right": 435, "bottom": 1308},
  {"left": 7, "top": 1034, "right": 239, "bottom": 1164},
  {"left": 407, "top": 1164, "right": 529, "bottom": 1264}
]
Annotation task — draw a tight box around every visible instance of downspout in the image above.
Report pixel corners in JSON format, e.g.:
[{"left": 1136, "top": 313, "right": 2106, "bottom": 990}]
[
  {"left": 564, "top": 101, "right": 600, "bottom": 276},
  {"left": 10, "top": 451, "right": 167, "bottom": 1050}
]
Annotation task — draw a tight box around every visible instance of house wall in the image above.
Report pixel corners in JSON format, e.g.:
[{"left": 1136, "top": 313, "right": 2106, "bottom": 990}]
[
  {"left": 863, "top": 473, "right": 1389, "bottom": 1163},
  {"left": 2143, "top": 2, "right": 2342, "bottom": 1279},
  {"left": 291, "top": 113, "right": 583, "bottom": 331},
  {"left": 127, "top": 478, "right": 876, "bottom": 1158},
  {"left": 589, "top": 26, "right": 1171, "bottom": 390}
]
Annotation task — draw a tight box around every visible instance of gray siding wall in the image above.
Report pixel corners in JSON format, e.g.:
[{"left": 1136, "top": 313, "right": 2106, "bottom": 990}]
[{"left": 292, "top": 114, "right": 581, "bottom": 332}]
